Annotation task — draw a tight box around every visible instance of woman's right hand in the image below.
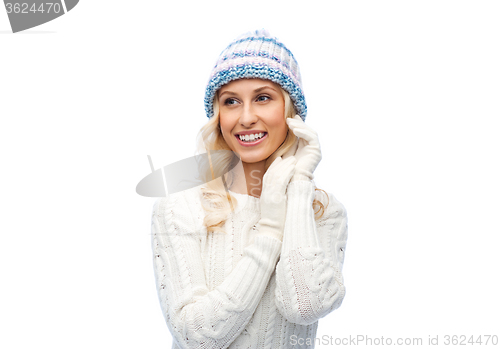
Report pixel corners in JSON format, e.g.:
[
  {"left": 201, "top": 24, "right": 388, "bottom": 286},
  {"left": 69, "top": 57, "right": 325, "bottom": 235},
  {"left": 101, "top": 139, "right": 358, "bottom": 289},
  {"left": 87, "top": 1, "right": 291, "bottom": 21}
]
[{"left": 257, "top": 156, "right": 297, "bottom": 241}]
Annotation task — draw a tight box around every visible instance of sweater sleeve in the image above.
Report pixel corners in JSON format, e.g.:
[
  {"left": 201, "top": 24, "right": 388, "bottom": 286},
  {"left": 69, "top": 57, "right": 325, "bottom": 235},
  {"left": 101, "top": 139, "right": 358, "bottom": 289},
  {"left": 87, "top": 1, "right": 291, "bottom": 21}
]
[
  {"left": 275, "top": 180, "right": 348, "bottom": 326},
  {"left": 151, "top": 192, "right": 282, "bottom": 349}
]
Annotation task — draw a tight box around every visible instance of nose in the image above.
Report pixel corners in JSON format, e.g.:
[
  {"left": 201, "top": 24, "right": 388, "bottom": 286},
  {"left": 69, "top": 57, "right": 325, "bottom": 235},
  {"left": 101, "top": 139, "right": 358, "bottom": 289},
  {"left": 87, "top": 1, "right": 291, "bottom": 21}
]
[{"left": 238, "top": 103, "right": 258, "bottom": 127}]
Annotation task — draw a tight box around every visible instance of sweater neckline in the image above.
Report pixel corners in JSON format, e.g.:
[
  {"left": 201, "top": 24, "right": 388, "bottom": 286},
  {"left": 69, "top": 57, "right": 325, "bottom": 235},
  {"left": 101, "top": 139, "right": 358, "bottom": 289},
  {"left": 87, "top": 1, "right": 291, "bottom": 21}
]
[{"left": 228, "top": 189, "right": 260, "bottom": 214}]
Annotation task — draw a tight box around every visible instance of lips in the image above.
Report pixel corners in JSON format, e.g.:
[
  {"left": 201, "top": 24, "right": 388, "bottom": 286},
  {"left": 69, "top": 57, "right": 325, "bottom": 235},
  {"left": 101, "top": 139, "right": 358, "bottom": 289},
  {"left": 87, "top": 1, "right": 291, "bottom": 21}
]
[
  {"left": 235, "top": 130, "right": 267, "bottom": 136},
  {"left": 235, "top": 132, "right": 268, "bottom": 147}
]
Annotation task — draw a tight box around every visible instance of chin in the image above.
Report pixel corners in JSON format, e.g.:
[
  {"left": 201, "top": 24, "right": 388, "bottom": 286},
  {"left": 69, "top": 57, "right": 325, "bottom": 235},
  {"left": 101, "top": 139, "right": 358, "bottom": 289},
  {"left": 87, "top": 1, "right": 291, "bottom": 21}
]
[{"left": 239, "top": 153, "right": 268, "bottom": 164}]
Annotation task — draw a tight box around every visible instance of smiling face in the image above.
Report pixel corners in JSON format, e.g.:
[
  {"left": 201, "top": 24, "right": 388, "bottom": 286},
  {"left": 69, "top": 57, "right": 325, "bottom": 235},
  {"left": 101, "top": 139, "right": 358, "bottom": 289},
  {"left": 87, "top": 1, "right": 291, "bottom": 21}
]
[{"left": 218, "top": 78, "right": 288, "bottom": 164}]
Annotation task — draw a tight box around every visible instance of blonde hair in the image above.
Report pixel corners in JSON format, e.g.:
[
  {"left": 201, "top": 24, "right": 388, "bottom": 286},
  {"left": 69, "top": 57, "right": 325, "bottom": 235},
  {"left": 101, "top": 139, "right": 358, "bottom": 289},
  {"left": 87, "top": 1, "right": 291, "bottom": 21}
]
[{"left": 195, "top": 85, "right": 329, "bottom": 234}]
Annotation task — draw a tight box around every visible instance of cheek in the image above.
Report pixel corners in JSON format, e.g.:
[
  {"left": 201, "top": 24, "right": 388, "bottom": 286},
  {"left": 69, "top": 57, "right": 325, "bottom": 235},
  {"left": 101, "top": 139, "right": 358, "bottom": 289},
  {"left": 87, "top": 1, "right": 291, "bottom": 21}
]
[
  {"left": 219, "top": 118, "right": 233, "bottom": 142},
  {"left": 267, "top": 114, "right": 287, "bottom": 138}
]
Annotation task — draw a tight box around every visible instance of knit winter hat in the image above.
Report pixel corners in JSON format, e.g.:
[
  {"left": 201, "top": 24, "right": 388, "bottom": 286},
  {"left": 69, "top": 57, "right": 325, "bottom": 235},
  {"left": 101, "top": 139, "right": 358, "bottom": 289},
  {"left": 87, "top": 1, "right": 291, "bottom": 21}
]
[{"left": 204, "top": 29, "right": 307, "bottom": 121}]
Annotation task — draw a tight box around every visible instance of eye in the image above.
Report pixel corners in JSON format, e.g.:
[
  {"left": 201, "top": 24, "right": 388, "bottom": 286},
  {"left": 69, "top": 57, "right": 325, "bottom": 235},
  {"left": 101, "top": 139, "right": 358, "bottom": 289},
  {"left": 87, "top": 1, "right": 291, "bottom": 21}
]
[
  {"left": 256, "top": 95, "right": 271, "bottom": 102},
  {"left": 223, "top": 98, "right": 238, "bottom": 106}
]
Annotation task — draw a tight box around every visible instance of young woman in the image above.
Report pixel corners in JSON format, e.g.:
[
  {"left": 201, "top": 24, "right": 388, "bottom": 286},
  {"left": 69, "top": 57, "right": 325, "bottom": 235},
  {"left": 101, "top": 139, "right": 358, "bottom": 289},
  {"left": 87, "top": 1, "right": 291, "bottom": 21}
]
[{"left": 151, "top": 29, "right": 348, "bottom": 348}]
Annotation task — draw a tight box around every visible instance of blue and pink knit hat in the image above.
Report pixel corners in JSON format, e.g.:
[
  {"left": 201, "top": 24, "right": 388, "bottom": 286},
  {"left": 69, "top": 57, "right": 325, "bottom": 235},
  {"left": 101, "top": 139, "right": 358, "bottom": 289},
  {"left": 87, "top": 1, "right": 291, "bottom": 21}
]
[{"left": 204, "top": 29, "right": 307, "bottom": 121}]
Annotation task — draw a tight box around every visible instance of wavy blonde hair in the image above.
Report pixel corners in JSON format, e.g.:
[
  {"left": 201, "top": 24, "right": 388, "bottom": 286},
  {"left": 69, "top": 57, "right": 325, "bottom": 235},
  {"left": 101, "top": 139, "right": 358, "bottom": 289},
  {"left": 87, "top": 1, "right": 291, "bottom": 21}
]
[{"left": 195, "top": 85, "right": 329, "bottom": 233}]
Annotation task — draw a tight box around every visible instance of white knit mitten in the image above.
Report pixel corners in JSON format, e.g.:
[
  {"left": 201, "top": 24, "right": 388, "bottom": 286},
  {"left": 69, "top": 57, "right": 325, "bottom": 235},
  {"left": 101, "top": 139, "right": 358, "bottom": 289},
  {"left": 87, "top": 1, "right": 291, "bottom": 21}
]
[
  {"left": 281, "top": 131, "right": 299, "bottom": 160},
  {"left": 256, "top": 156, "right": 296, "bottom": 241},
  {"left": 285, "top": 115, "right": 322, "bottom": 181}
]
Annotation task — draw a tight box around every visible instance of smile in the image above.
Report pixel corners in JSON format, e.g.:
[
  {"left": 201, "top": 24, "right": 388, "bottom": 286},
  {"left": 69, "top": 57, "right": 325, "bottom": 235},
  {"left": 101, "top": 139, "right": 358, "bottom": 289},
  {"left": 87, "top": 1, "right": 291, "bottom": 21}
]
[{"left": 235, "top": 132, "right": 268, "bottom": 147}]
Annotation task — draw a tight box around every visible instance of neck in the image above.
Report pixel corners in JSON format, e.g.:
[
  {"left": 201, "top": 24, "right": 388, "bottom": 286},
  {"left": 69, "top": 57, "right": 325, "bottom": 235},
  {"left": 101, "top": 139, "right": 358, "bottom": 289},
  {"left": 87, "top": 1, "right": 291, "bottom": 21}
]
[
  {"left": 242, "top": 160, "right": 266, "bottom": 198},
  {"left": 227, "top": 159, "right": 267, "bottom": 198}
]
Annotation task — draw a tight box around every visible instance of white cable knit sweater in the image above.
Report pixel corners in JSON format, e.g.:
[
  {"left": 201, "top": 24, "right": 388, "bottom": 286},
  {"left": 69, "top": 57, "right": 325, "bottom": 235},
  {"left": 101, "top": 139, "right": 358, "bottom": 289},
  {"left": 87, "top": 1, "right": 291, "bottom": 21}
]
[{"left": 151, "top": 180, "right": 348, "bottom": 349}]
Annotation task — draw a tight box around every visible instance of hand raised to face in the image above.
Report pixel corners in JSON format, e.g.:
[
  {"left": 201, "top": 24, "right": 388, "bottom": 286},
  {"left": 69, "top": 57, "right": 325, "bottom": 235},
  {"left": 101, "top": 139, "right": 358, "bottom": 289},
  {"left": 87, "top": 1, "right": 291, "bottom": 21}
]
[{"left": 285, "top": 115, "right": 322, "bottom": 181}]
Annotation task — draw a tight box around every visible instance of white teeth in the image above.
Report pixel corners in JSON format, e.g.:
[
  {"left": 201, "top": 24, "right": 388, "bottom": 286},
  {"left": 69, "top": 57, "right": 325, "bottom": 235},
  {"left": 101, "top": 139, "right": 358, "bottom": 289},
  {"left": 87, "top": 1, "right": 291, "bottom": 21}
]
[{"left": 239, "top": 133, "right": 265, "bottom": 142}]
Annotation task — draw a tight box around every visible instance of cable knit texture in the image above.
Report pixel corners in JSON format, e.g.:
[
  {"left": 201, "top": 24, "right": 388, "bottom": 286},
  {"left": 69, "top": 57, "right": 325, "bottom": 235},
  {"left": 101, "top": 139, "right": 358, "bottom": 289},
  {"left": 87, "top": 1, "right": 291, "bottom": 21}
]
[{"left": 151, "top": 180, "right": 348, "bottom": 348}]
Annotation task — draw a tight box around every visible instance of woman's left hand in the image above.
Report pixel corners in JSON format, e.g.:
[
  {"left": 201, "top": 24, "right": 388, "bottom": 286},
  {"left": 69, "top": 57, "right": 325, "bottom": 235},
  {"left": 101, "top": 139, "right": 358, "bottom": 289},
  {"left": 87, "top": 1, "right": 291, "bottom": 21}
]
[{"left": 286, "top": 114, "right": 322, "bottom": 181}]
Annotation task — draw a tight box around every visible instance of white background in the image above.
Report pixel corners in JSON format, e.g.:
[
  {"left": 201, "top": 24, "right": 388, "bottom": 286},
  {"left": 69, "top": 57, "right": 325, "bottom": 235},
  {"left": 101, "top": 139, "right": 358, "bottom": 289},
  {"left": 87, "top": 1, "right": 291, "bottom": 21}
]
[{"left": 1, "top": 1, "right": 499, "bottom": 348}]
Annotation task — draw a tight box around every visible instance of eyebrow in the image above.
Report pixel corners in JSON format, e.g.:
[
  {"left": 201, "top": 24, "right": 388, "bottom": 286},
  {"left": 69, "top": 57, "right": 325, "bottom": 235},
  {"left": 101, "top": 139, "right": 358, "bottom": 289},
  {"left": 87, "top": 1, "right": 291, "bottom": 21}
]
[{"left": 219, "top": 85, "right": 278, "bottom": 98}]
